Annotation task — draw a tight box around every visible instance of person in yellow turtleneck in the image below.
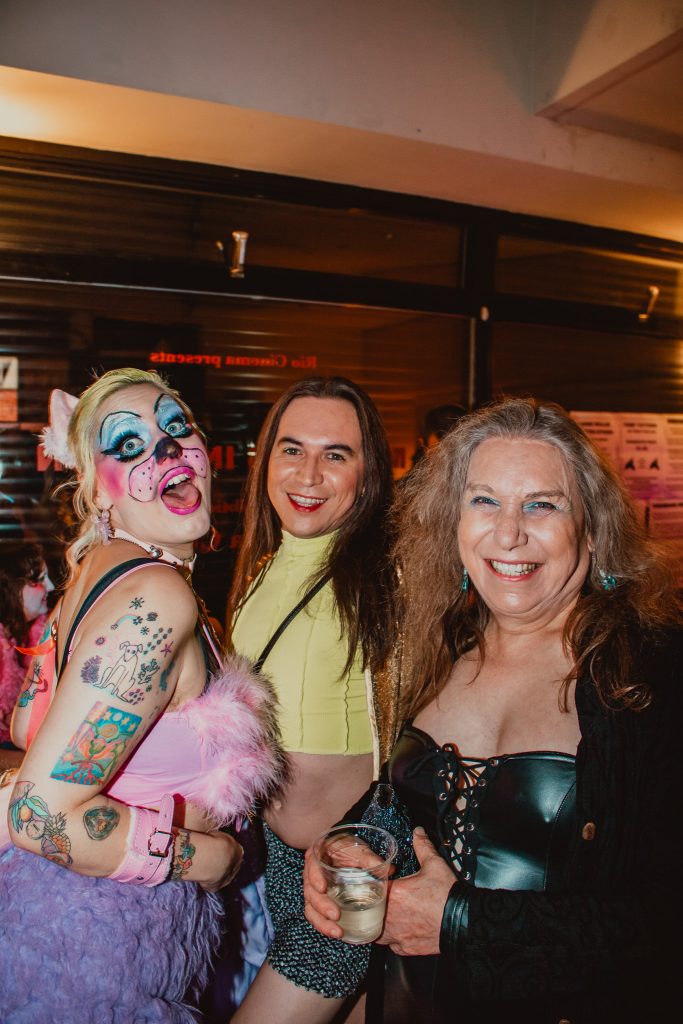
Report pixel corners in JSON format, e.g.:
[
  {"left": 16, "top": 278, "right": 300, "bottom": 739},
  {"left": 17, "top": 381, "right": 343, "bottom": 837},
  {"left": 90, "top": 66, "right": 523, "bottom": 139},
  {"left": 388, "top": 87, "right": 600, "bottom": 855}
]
[
  {"left": 232, "top": 529, "right": 371, "bottom": 758},
  {"left": 227, "top": 377, "right": 397, "bottom": 1024}
]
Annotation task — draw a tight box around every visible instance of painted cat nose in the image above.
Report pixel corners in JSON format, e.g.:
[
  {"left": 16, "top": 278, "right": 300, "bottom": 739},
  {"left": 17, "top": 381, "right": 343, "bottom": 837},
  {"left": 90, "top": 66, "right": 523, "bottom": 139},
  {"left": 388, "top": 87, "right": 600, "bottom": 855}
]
[{"left": 154, "top": 436, "right": 183, "bottom": 462}]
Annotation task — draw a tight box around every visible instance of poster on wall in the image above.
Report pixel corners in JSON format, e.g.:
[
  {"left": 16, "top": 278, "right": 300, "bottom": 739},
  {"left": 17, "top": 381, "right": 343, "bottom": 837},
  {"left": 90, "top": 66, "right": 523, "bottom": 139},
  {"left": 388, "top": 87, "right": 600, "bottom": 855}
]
[
  {"left": 0, "top": 356, "right": 18, "bottom": 422},
  {"left": 571, "top": 410, "right": 683, "bottom": 573}
]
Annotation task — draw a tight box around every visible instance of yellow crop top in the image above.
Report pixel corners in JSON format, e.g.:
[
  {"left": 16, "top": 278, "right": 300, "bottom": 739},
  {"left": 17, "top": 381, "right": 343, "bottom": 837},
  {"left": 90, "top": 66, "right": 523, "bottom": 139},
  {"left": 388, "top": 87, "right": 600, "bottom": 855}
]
[{"left": 231, "top": 531, "right": 372, "bottom": 756}]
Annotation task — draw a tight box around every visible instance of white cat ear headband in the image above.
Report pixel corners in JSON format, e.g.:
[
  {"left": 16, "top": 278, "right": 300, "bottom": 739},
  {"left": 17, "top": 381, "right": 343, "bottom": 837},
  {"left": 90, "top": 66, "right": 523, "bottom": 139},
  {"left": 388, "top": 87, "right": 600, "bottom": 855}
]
[{"left": 40, "top": 389, "right": 79, "bottom": 469}]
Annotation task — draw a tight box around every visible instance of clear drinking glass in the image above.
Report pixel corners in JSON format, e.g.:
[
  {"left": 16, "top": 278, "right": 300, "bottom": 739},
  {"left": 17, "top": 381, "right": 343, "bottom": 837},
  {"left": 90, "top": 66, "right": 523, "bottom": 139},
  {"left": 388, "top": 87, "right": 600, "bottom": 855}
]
[{"left": 312, "top": 823, "right": 397, "bottom": 945}]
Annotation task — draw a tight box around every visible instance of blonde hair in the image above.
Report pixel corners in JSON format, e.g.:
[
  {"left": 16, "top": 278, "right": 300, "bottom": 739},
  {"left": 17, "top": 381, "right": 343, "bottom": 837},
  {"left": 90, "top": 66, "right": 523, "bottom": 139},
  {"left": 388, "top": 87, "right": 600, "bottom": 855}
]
[{"left": 64, "top": 368, "right": 197, "bottom": 577}]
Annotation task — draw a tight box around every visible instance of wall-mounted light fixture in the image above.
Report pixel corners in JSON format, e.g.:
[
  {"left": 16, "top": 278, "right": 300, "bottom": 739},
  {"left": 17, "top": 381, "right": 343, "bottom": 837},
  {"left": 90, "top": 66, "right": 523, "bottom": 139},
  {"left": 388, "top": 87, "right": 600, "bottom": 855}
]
[
  {"left": 215, "top": 230, "right": 249, "bottom": 278},
  {"left": 638, "top": 284, "right": 660, "bottom": 323}
]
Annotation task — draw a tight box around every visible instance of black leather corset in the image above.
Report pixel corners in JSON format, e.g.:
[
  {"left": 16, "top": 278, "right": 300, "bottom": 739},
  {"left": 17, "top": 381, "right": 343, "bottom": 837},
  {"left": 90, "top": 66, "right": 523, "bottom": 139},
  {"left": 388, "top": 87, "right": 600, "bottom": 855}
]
[
  {"left": 389, "top": 723, "right": 577, "bottom": 893},
  {"left": 366, "top": 726, "right": 578, "bottom": 1024}
]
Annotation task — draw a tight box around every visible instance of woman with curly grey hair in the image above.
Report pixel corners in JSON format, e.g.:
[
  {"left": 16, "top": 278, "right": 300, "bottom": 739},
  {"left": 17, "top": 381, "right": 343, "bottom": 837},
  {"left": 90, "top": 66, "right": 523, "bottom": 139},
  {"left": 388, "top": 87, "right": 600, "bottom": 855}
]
[{"left": 306, "top": 395, "right": 681, "bottom": 1023}]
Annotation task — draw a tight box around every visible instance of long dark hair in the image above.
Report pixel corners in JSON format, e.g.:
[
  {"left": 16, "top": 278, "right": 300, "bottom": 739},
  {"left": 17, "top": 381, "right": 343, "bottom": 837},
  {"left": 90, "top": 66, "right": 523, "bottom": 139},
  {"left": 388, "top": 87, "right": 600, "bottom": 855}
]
[
  {"left": 227, "top": 377, "right": 396, "bottom": 673},
  {"left": 0, "top": 542, "right": 46, "bottom": 644},
  {"left": 393, "top": 395, "right": 682, "bottom": 717}
]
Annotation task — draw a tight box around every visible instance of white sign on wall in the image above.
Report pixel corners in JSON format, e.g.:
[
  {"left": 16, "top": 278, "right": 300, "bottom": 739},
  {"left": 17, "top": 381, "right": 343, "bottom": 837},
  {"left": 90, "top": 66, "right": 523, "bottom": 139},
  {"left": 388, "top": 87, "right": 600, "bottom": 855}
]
[{"left": 571, "top": 410, "right": 683, "bottom": 572}]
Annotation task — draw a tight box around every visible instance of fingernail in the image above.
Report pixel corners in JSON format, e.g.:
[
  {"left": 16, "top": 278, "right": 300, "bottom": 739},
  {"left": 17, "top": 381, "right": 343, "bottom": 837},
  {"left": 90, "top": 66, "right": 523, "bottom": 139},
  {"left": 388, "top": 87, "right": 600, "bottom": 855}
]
[{"left": 414, "top": 826, "right": 426, "bottom": 836}]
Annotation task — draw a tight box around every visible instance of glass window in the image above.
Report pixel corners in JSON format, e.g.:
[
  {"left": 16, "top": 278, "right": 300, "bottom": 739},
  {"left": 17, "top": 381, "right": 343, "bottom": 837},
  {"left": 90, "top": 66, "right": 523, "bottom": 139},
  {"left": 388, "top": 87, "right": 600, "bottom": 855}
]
[
  {"left": 491, "top": 320, "right": 683, "bottom": 412},
  {"left": 0, "top": 170, "right": 462, "bottom": 286},
  {"left": 497, "top": 236, "right": 683, "bottom": 318},
  {"left": 0, "top": 280, "right": 468, "bottom": 618}
]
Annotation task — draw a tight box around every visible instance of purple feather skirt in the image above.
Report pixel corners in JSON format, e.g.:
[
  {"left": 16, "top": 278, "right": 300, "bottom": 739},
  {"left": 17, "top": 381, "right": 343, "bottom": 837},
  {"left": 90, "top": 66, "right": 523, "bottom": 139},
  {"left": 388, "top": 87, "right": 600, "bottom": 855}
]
[{"left": 0, "top": 846, "right": 223, "bottom": 1023}]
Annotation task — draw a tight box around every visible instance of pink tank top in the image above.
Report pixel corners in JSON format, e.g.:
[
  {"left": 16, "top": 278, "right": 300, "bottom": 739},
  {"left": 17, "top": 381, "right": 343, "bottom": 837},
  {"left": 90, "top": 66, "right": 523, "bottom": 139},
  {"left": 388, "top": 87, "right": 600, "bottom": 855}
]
[
  {"left": 29, "top": 559, "right": 282, "bottom": 826},
  {"left": 105, "top": 666, "right": 266, "bottom": 826}
]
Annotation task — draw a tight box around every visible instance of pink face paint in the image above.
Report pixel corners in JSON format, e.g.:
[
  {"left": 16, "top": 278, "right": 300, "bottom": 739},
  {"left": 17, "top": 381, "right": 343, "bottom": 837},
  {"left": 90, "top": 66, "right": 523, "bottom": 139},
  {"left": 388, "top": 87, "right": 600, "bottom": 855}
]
[
  {"left": 128, "top": 444, "right": 209, "bottom": 502},
  {"left": 96, "top": 459, "right": 127, "bottom": 502},
  {"left": 184, "top": 447, "right": 209, "bottom": 478},
  {"left": 128, "top": 451, "right": 157, "bottom": 502}
]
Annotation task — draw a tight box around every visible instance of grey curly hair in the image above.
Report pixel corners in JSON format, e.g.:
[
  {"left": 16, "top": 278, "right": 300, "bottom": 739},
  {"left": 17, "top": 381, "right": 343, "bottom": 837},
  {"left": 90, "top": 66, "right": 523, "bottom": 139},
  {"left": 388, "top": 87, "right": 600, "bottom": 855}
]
[{"left": 393, "top": 395, "right": 680, "bottom": 717}]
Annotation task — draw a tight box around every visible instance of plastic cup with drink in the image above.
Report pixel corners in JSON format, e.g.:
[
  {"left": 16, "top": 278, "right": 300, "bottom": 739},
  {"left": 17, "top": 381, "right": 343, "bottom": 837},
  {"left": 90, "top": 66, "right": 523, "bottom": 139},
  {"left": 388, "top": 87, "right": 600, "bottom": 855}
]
[{"left": 312, "top": 823, "right": 397, "bottom": 945}]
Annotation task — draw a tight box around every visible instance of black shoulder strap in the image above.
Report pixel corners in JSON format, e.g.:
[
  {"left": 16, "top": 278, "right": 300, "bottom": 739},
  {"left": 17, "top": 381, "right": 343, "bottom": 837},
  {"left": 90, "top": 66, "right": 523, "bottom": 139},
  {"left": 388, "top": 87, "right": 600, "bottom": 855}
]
[
  {"left": 58, "top": 557, "right": 165, "bottom": 677},
  {"left": 254, "top": 572, "right": 332, "bottom": 673}
]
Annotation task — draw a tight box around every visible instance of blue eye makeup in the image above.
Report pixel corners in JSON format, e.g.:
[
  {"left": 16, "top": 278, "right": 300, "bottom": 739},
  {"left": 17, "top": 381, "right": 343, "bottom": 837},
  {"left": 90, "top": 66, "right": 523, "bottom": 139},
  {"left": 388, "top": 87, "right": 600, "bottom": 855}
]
[
  {"left": 110, "top": 433, "right": 146, "bottom": 461},
  {"left": 156, "top": 396, "right": 193, "bottom": 440},
  {"left": 99, "top": 412, "right": 152, "bottom": 462},
  {"left": 99, "top": 396, "right": 196, "bottom": 463},
  {"left": 522, "top": 500, "right": 560, "bottom": 515},
  {"left": 101, "top": 429, "right": 147, "bottom": 463},
  {"left": 467, "top": 495, "right": 564, "bottom": 516}
]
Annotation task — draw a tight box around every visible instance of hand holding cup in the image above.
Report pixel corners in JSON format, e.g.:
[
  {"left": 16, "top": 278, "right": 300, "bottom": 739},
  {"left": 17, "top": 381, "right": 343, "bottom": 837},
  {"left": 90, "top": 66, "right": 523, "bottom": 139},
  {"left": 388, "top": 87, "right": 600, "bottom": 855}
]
[{"left": 307, "top": 823, "right": 397, "bottom": 945}]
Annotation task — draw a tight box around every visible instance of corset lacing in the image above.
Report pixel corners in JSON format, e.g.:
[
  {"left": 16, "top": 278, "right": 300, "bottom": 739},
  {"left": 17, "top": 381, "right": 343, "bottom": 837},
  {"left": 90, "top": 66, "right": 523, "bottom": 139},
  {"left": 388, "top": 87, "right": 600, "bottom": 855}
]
[{"left": 434, "top": 743, "right": 500, "bottom": 880}]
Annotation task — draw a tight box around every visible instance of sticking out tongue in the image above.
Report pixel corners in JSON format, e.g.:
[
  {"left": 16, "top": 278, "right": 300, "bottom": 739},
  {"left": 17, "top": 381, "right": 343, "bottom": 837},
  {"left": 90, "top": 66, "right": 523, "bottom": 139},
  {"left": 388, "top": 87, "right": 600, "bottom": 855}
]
[{"left": 161, "top": 480, "right": 201, "bottom": 511}]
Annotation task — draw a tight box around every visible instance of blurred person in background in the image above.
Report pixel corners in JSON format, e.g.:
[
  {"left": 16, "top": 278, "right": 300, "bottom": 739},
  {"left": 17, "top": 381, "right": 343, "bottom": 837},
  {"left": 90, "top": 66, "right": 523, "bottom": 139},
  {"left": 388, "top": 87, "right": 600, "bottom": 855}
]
[
  {"left": 0, "top": 542, "right": 54, "bottom": 755},
  {"left": 409, "top": 403, "right": 466, "bottom": 469}
]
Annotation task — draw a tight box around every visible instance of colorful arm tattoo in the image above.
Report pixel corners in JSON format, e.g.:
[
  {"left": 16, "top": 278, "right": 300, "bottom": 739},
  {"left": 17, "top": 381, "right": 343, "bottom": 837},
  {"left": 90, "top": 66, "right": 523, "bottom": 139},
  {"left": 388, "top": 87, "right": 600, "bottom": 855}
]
[
  {"left": 18, "top": 660, "right": 50, "bottom": 707},
  {"left": 50, "top": 702, "right": 141, "bottom": 786},
  {"left": 83, "top": 805, "right": 120, "bottom": 841},
  {"left": 170, "top": 827, "right": 196, "bottom": 881},
  {"left": 9, "top": 780, "right": 73, "bottom": 866},
  {"left": 78, "top": 600, "right": 175, "bottom": 705},
  {"left": 158, "top": 656, "right": 177, "bottom": 694},
  {"left": 18, "top": 619, "right": 55, "bottom": 707}
]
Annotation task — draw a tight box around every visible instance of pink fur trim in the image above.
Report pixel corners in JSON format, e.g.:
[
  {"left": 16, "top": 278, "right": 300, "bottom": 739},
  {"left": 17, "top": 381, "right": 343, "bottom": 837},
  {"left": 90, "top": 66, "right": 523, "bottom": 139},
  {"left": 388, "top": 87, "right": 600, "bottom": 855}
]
[{"left": 180, "top": 654, "right": 288, "bottom": 826}]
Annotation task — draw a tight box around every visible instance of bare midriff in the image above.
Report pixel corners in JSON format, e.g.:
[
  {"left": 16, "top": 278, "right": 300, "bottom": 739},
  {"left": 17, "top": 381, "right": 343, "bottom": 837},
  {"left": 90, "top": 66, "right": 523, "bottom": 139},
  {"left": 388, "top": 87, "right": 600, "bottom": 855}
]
[{"left": 264, "top": 751, "right": 373, "bottom": 850}]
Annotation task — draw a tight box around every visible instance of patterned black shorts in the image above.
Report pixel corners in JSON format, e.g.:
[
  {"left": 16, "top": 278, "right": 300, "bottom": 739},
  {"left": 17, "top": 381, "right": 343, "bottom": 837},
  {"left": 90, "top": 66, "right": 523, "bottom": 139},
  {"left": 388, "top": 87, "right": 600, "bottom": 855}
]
[{"left": 264, "top": 823, "right": 370, "bottom": 999}]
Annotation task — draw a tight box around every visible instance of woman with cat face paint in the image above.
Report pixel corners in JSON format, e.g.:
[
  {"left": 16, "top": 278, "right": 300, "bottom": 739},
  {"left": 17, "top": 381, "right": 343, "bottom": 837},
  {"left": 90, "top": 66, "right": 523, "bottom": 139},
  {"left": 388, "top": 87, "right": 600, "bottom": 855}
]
[{"left": 0, "top": 368, "right": 285, "bottom": 1023}]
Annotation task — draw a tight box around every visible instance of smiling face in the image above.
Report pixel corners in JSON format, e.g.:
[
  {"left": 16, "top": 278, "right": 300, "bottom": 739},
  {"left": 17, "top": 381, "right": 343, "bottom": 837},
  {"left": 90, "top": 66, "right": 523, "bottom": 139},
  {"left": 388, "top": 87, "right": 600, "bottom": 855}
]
[
  {"left": 21, "top": 564, "right": 55, "bottom": 622},
  {"left": 94, "top": 384, "right": 211, "bottom": 556},
  {"left": 267, "top": 396, "right": 365, "bottom": 539},
  {"left": 458, "top": 437, "right": 591, "bottom": 630}
]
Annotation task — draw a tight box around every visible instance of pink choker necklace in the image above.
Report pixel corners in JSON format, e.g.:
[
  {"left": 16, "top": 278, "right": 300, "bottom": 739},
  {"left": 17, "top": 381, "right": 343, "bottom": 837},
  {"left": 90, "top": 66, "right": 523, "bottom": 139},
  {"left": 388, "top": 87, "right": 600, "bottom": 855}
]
[{"left": 113, "top": 528, "right": 196, "bottom": 572}]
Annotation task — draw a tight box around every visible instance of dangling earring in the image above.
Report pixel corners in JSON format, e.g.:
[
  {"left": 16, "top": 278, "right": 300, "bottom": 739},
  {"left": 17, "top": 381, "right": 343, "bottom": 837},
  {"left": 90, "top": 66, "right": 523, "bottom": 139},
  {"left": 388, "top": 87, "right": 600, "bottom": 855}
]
[
  {"left": 598, "top": 567, "right": 617, "bottom": 591},
  {"left": 208, "top": 525, "right": 221, "bottom": 551},
  {"left": 91, "top": 507, "right": 113, "bottom": 545},
  {"left": 461, "top": 568, "right": 469, "bottom": 592}
]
